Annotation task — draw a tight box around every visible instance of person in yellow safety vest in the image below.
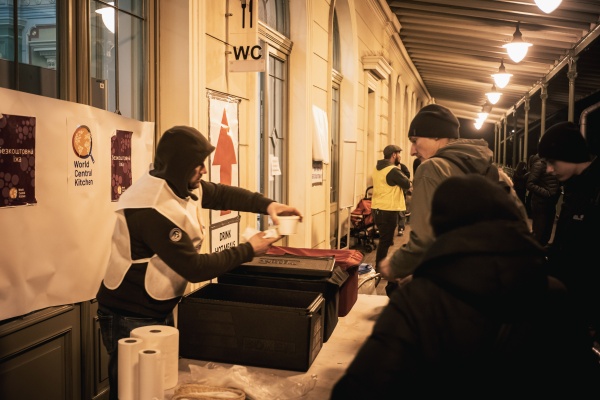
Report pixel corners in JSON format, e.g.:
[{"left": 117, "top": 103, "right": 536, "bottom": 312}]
[{"left": 371, "top": 144, "right": 411, "bottom": 277}]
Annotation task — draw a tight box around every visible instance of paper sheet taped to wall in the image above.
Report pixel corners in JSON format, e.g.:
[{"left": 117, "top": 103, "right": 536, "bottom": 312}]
[{"left": 312, "top": 105, "right": 330, "bottom": 163}]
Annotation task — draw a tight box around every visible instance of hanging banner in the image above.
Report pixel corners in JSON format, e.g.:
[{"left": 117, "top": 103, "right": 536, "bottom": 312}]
[
  {"left": 207, "top": 92, "right": 241, "bottom": 252},
  {"left": 0, "top": 87, "right": 154, "bottom": 321},
  {"left": 111, "top": 130, "right": 133, "bottom": 201}
]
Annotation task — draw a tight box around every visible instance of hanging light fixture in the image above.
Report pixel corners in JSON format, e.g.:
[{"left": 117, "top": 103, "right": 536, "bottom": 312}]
[
  {"left": 482, "top": 102, "right": 493, "bottom": 114},
  {"left": 485, "top": 84, "right": 502, "bottom": 105},
  {"left": 503, "top": 22, "right": 532, "bottom": 63},
  {"left": 474, "top": 119, "right": 484, "bottom": 130},
  {"left": 95, "top": 2, "right": 115, "bottom": 34},
  {"left": 534, "top": 0, "right": 562, "bottom": 14},
  {"left": 491, "top": 59, "right": 512, "bottom": 89}
]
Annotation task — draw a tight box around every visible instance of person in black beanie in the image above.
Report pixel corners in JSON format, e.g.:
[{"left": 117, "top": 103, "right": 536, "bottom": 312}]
[
  {"left": 331, "top": 174, "right": 598, "bottom": 399},
  {"left": 379, "top": 104, "right": 526, "bottom": 294},
  {"left": 538, "top": 120, "right": 600, "bottom": 344}
]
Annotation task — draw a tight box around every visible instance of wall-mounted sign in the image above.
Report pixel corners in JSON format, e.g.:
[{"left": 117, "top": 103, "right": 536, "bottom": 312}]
[{"left": 229, "top": 0, "right": 264, "bottom": 72}]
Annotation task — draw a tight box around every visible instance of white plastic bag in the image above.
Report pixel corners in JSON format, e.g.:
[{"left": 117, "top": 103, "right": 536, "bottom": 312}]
[
  {"left": 185, "top": 363, "right": 317, "bottom": 400},
  {"left": 357, "top": 264, "right": 380, "bottom": 295}
]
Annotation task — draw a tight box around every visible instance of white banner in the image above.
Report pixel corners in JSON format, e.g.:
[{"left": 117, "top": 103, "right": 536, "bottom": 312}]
[{"left": 0, "top": 87, "right": 154, "bottom": 321}]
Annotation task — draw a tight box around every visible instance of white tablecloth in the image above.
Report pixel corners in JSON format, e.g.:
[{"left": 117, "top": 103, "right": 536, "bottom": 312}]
[{"left": 165, "top": 294, "right": 389, "bottom": 399}]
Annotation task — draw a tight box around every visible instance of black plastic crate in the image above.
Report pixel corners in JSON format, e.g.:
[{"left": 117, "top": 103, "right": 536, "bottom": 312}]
[
  {"left": 218, "top": 254, "right": 348, "bottom": 343},
  {"left": 218, "top": 266, "right": 347, "bottom": 342},
  {"left": 178, "top": 283, "right": 324, "bottom": 372}
]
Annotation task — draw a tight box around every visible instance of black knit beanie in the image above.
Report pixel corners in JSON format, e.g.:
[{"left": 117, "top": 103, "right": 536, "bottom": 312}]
[
  {"left": 430, "top": 174, "right": 523, "bottom": 236},
  {"left": 538, "top": 121, "right": 591, "bottom": 163},
  {"left": 408, "top": 104, "right": 460, "bottom": 139}
]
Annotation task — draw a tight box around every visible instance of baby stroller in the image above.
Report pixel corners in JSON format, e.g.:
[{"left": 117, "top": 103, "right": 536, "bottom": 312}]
[{"left": 349, "top": 186, "right": 377, "bottom": 253}]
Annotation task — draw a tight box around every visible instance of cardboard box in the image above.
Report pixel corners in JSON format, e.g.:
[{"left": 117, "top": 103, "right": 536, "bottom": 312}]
[{"left": 178, "top": 283, "right": 324, "bottom": 372}]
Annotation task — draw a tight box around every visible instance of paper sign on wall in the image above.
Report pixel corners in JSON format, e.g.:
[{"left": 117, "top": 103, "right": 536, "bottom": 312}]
[
  {"left": 312, "top": 105, "right": 330, "bottom": 163},
  {"left": 0, "top": 113, "right": 37, "bottom": 207}
]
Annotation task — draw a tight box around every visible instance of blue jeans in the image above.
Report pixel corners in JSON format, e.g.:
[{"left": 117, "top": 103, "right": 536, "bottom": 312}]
[{"left": 97, "top": 305, "right": 174, "bottom": 400}]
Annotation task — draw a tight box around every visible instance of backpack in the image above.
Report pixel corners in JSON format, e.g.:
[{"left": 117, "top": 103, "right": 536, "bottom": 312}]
[
  {"left": 431, "top": 153, "right": 529, "bottom": 221},
  {"left": 432, "top": 153, "right": 511, "bottom": 193}
]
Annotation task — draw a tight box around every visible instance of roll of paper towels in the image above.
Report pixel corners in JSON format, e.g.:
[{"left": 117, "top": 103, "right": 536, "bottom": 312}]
[
  {"left": 139, "top": 349, "right": 164, "bottom": 400},
  {"left": 131, "top": 325, "right": 179, "bottom": 389},
  {"left": 118, "top": 337, "right": 145, "bottom": 400}
]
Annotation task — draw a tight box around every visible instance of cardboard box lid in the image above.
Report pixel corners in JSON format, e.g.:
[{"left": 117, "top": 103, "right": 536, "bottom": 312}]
[{"left": 237, "top": 254, "right": 336, "bottom": 277}]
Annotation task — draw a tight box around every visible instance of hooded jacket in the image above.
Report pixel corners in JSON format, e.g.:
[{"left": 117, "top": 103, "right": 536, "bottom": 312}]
[
  {"left": 526, "top": 155, "right": 561, "bottom": 202},
  {"left": 97, "top": 126, "right": 274, "bottom": 318},
  {"left": 548, "top": 156, "right": 600, "bottom": 329},
  {"left": 387, "top": 138, "right": 525, "bottom": 279},
  {"left": 332, "top": 175, "right": 597, "bottom": 398}
]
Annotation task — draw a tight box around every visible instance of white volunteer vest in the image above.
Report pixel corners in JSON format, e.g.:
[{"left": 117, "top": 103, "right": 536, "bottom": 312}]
[{"left": 103, "top": 172, "right": 204, "bottom": 300}]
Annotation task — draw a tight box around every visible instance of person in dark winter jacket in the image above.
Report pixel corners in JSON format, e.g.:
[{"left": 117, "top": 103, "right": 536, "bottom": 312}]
[
  {"left": 512, "top": 160, "right": 528, "bottom": 207},
  {"left": 526, "top": 153, "right": 561, "bottom": 246},
  {"left": 96, "top": 126, "right": 302, "bottom": 400},
  {"left": 331, "top": 174, "right": 597, "bottom": 399},
  {"left": 539, "top": 121, "right": 600, "bottom": 345},
  {"left": 371, "top": 144, "right": 411, "bottom": 273}
]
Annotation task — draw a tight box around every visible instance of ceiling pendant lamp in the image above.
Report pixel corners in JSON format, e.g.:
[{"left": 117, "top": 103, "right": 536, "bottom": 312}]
[
  {"left": 482, "top": 102, "right": 493, "bottom": 114},
  {"left": 535, "top": 0, "right": 562, "bottom": 14},
  {"left": 491, "top": 59, "right": 512, "bottom": 89},
  {"left": 475, "top": 102, "right": 492, "bottom": 129},
  {"left": 485, "top": 84, "right": 502, "bottom": 105},
  {"left": 503, "top": 22, "right": 532, "bottom": 63}
]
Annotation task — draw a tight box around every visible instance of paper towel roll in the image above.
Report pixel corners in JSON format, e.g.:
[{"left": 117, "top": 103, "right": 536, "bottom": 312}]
[
  {"left": 118, "top": 337, "right": 145, "bottom": 400},
  {"left": 131, "top": 325, "right": 179, "bottom": 389},
  {"left": 138, "top": 349, "right": 164, "bottom": 400}
]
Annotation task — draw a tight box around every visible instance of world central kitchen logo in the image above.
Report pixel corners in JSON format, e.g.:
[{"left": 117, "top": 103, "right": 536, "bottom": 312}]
[{"left": 71, "top": 125, "right": 94, "bottom": 186}]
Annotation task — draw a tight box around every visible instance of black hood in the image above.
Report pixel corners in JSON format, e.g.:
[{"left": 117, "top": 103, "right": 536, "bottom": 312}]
[
  {"left": 150, "top": 126, "right": 215, "bottom": 200},
  {"left": 415, "top": 174, "right": 547, "bottom": 318},
  {"left": 414, "top": 221, "right": 547, "bottom": 319}
]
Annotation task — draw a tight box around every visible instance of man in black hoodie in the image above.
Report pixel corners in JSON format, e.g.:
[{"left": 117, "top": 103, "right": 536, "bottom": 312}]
[
  {"left": 332, "top": 174, "right": 597, "bottom": 398},
  {"left": 96, "top": 126, "right": 302, "bottom": 400}
]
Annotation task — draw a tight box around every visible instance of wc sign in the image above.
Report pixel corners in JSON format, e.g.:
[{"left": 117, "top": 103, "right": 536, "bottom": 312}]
[
  {"left": 229, "top": 44, "right": 265, "bottom": 72},
  {"left": 229, "top": 0, "right": 265, "bottom": 72}
]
